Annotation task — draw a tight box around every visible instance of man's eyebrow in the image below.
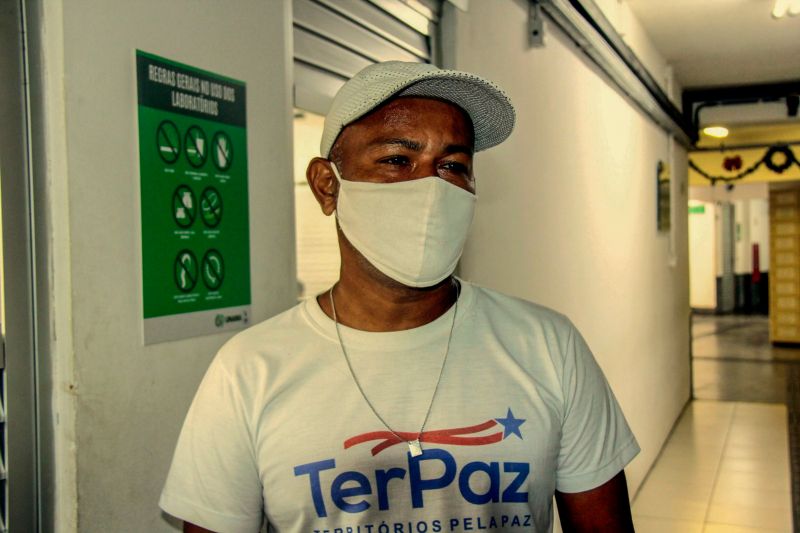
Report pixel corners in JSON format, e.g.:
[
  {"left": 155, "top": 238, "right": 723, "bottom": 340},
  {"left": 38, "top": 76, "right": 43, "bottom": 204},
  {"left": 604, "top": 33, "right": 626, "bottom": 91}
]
[
  {"left": 367, "top": 137, "right": 423, "bottom": 151},
  {"left": 367, "top": 138, "right": 474, "bottom": 156}
]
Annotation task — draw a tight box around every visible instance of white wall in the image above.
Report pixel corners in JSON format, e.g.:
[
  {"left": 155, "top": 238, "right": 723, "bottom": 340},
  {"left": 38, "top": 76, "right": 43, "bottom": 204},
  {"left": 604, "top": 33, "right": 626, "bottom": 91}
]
[
  {"left": 594, "top": 0, "right": 681, "bottom": 103},
  {"left": 444, "top": 0, "right": 691, "bottom": 497},
  {"left": 689, "top": 201, "right": 717, "bottom": 309},
  {"left": 690, "top": 181, "right": 769, "bottom": 203},
  {"left": 34, "top": 1, "right": 296, "bottom": 531}
]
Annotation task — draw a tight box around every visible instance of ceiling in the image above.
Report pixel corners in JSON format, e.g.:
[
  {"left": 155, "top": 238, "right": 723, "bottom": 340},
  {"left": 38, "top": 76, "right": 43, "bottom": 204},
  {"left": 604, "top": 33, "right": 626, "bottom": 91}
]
[{"left": 627, "top": 0, "right": 800, "bottom": 89}]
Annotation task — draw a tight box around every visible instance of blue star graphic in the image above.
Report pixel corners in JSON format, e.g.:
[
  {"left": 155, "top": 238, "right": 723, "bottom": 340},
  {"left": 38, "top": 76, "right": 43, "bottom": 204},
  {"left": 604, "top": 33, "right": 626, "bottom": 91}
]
[{"left": 495, "top": 408, "right": 526, "bottom": 439}]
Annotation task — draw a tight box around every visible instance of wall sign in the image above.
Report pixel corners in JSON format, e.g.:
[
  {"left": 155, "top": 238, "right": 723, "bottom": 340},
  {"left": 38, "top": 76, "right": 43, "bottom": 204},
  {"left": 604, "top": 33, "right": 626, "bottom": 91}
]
[
  {"left": 657, "top": 160, "right": 671, "bottom": 232},
  {"left": 136, "top": 50, "right": 250, "bottom": 344}
]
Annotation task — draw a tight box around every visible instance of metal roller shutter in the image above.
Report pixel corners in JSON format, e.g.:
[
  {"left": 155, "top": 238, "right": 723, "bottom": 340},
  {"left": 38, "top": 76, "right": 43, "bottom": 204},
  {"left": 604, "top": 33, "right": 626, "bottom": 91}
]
[{"left": 293, "top": 0, "right": 441, "bottom": 115}]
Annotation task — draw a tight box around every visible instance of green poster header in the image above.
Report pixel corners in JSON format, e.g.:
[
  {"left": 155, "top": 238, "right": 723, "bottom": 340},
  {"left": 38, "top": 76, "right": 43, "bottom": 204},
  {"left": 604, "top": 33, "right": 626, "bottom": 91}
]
[{"left": 136, "top": 50, "right": 246, "bottom": 127}]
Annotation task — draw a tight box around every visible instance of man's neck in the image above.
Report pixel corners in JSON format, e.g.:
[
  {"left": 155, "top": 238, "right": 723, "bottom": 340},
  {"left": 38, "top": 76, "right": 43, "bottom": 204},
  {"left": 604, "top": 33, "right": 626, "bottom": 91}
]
[{"left": 317, "top": 271, "right": 458, "bottom": 332}]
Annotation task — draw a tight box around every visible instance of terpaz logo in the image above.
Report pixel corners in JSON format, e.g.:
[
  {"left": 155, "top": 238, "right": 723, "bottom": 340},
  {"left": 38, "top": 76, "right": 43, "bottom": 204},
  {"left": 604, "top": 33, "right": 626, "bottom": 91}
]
[{"left": 293, "top": 409, "right": 530, "bottom": 518}]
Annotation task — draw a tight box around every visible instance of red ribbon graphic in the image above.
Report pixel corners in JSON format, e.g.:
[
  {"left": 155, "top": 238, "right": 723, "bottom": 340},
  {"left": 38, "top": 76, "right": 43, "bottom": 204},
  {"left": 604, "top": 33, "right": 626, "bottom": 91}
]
[{"left": 344, "top": 419, "right": 503, "bottom": 456}]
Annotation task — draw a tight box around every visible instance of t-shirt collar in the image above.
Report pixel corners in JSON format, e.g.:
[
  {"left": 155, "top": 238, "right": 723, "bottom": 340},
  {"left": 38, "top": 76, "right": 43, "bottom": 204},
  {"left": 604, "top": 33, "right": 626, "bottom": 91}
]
[{"left": 302, "top": 278, "right": 475, "bottom": 351}]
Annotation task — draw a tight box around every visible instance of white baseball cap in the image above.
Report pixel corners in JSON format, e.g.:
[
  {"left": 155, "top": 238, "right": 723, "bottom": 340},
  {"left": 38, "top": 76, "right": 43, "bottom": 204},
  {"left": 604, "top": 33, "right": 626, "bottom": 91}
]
[{"left": 320, "top": 61, "right": 516, "bottom": 157}]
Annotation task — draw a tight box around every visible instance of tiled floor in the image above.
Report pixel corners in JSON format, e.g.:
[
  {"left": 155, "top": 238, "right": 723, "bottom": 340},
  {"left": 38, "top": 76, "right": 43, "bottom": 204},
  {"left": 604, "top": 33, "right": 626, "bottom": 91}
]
[
  {"left": 632, "top": 401, "right": 793, "bottom": 532},
  {"left": 632, "top": 314, "right": 798, "bottom": 532},
  {"left": 692, "top": 315, "right": 800, "bottom": 404}
]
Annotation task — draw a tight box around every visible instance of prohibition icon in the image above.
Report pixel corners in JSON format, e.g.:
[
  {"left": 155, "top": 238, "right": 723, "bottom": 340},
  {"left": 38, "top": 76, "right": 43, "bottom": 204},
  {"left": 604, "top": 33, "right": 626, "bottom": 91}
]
[
  {"left": 212, "top": 131, "right": 233, "bottom": 171},
  {"left": 156, "top": 120, "right": 180, "bottom": 164},
  {"left": 174, "top": 250, "right": 198, "bottom": 292},
  {"left": 202, "top": 249, "right": 224, "bottom": 290},
  {"left": 184, "top": 125, "right": 208, "bottom": 168},
  {"left": 200, "top": 187, "right": 223, "bottom": 228},
  {"left": 172, "top": 185, "right": 196, "bottom": 228}
]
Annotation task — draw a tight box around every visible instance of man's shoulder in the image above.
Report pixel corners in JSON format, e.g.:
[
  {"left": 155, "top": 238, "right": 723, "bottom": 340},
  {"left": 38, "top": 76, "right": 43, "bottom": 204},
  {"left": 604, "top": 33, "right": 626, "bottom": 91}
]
[
  {"left": 213, "top": 300, "right": 315, "bottom": 367},
  {"left": 468, "top": 281, "right": 574, "bottom": 333}
]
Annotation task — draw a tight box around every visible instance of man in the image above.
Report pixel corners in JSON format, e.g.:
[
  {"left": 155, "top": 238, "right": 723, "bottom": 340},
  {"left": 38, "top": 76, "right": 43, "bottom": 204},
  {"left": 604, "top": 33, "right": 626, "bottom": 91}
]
[{"left": 161, "top": 61, "right": 639, "bottom": 532}]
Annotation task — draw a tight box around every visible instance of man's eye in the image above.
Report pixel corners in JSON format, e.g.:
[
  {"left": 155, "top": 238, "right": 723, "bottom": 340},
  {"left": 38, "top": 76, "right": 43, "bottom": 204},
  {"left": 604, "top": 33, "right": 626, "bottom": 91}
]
[
  {"left": 380, "top": 156, "right": 409, "bottom": 166},
  {"left": 441, "top": 161, "right": 469, "bottom": 173}
]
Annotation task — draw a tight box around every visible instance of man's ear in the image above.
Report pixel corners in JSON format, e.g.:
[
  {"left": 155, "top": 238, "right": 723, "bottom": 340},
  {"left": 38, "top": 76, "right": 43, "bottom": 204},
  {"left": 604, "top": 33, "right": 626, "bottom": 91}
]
[{"left": 306, "top": 157, "right": 339, "bottom": 216}]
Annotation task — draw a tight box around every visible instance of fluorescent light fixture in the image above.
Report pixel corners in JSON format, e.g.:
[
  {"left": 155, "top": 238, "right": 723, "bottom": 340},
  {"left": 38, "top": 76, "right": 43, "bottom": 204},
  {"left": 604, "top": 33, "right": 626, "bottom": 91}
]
[
  {"left": 702, "top": 126, "right": 729, "bottom": 138},
  {"left": 773, "top": 0, "right": 800, "bottom": 18}
]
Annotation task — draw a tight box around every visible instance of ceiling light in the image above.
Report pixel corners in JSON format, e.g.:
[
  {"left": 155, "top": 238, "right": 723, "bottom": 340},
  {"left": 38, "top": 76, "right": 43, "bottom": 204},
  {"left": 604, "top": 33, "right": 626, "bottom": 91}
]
[
  {"left": 702, "top": 126, "right": 729, "bottom": 138},
  {"left": 772, "top": 0, "right": 800, "bottom": 18}
]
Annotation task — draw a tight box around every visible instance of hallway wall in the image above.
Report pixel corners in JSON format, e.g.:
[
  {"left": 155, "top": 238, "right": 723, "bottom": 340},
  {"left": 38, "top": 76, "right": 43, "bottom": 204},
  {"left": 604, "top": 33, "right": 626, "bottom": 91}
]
[
  {"left": 444, "top": 0, "right": 691, "bottom": 495},
  {"left": 29, "top": 1, "right": 296, "bottom": 531},
  {"left": 593, "top": 0, "right": 680, "bottom": 102}
]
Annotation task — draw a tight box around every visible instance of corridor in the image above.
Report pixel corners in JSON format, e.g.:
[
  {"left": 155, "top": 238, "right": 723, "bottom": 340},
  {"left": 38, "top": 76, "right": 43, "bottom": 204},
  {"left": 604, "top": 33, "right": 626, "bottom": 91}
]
[
  {"left": 693, "top": 315, "right": 800, "bottom": 404},
  {"left": 632, "top": 315, "right": 799, "bottom": 532}
]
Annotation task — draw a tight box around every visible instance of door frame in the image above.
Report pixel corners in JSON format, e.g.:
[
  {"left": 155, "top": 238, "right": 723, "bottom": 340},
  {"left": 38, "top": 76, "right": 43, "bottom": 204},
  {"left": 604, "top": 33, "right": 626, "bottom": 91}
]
[{"left": 0, "top": 0, "right": 41, "bottom": 530}]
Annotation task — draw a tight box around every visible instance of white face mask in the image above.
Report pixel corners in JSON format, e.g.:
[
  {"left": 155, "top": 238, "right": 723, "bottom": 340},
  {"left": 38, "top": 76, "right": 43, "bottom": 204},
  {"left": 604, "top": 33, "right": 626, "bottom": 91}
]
[{"left": 331, "top": 164, "right": 476, "bottom": 288}]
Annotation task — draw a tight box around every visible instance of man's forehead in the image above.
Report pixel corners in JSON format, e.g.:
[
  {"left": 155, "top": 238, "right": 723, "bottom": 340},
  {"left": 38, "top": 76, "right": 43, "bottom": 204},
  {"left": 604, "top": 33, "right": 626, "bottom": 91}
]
[{"left": 334, "top": 96, "right": 475, "bottom": 148}]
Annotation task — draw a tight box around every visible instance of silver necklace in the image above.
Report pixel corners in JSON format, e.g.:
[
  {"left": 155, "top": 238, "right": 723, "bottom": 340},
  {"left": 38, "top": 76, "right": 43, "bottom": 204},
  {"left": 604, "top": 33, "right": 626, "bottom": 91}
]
[{"left": 329, "top": 280, "right": 460, "bottom": 457}]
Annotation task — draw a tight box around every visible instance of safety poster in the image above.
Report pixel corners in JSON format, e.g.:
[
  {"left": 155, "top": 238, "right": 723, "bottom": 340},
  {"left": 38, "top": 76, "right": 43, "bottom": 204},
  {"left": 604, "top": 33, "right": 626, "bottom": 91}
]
[{"left": 136, "top": 50, "right": 251, "bottom": 344}]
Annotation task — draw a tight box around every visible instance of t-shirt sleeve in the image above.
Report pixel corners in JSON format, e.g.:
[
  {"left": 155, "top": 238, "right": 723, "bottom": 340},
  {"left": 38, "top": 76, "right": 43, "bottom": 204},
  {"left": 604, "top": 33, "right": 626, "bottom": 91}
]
[
  {"left": 555, "top": 324, "right": 640, "bottom": 493},
  {"left": 160, "top": 356, "right": 263, "bottom": 532}
]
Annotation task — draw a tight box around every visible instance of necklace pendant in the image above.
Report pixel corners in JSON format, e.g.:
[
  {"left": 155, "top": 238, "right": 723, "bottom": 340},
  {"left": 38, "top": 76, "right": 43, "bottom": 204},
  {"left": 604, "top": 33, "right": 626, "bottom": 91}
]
[{"left": 408, "top": 439, "right": 423, "bottom": 457}]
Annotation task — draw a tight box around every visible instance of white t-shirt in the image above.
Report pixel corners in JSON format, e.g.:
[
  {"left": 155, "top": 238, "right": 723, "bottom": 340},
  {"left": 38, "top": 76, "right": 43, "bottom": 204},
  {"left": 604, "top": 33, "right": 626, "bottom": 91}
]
[{"left": 160, "top": 281, "right": 639, "bottom": 532}]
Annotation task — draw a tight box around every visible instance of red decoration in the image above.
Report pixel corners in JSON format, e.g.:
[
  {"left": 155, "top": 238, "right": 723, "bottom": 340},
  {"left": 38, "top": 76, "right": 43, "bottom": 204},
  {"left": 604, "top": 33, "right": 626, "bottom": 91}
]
[{"left": 723, "top": 155, "right": 743, "bottom": 172}]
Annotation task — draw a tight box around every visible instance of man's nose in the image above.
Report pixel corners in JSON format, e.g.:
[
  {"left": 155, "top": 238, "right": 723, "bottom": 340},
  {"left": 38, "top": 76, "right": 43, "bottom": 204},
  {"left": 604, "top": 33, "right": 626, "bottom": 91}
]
[{"left": 413, "top": 158, "right": 438, "bottom": 179}]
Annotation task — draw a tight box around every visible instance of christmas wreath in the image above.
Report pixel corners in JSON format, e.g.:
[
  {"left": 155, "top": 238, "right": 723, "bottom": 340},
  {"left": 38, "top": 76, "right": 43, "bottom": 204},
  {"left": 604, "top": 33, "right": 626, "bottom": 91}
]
[{"left": 764, "top": 145, "right": 795, "bottom": 174}]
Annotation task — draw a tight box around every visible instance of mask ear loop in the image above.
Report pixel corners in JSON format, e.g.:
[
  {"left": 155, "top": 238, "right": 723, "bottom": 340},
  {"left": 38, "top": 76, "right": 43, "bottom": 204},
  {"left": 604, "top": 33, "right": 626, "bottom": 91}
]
[{"left": 329, "top": 162, "right": 342, "bottom": 182}]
